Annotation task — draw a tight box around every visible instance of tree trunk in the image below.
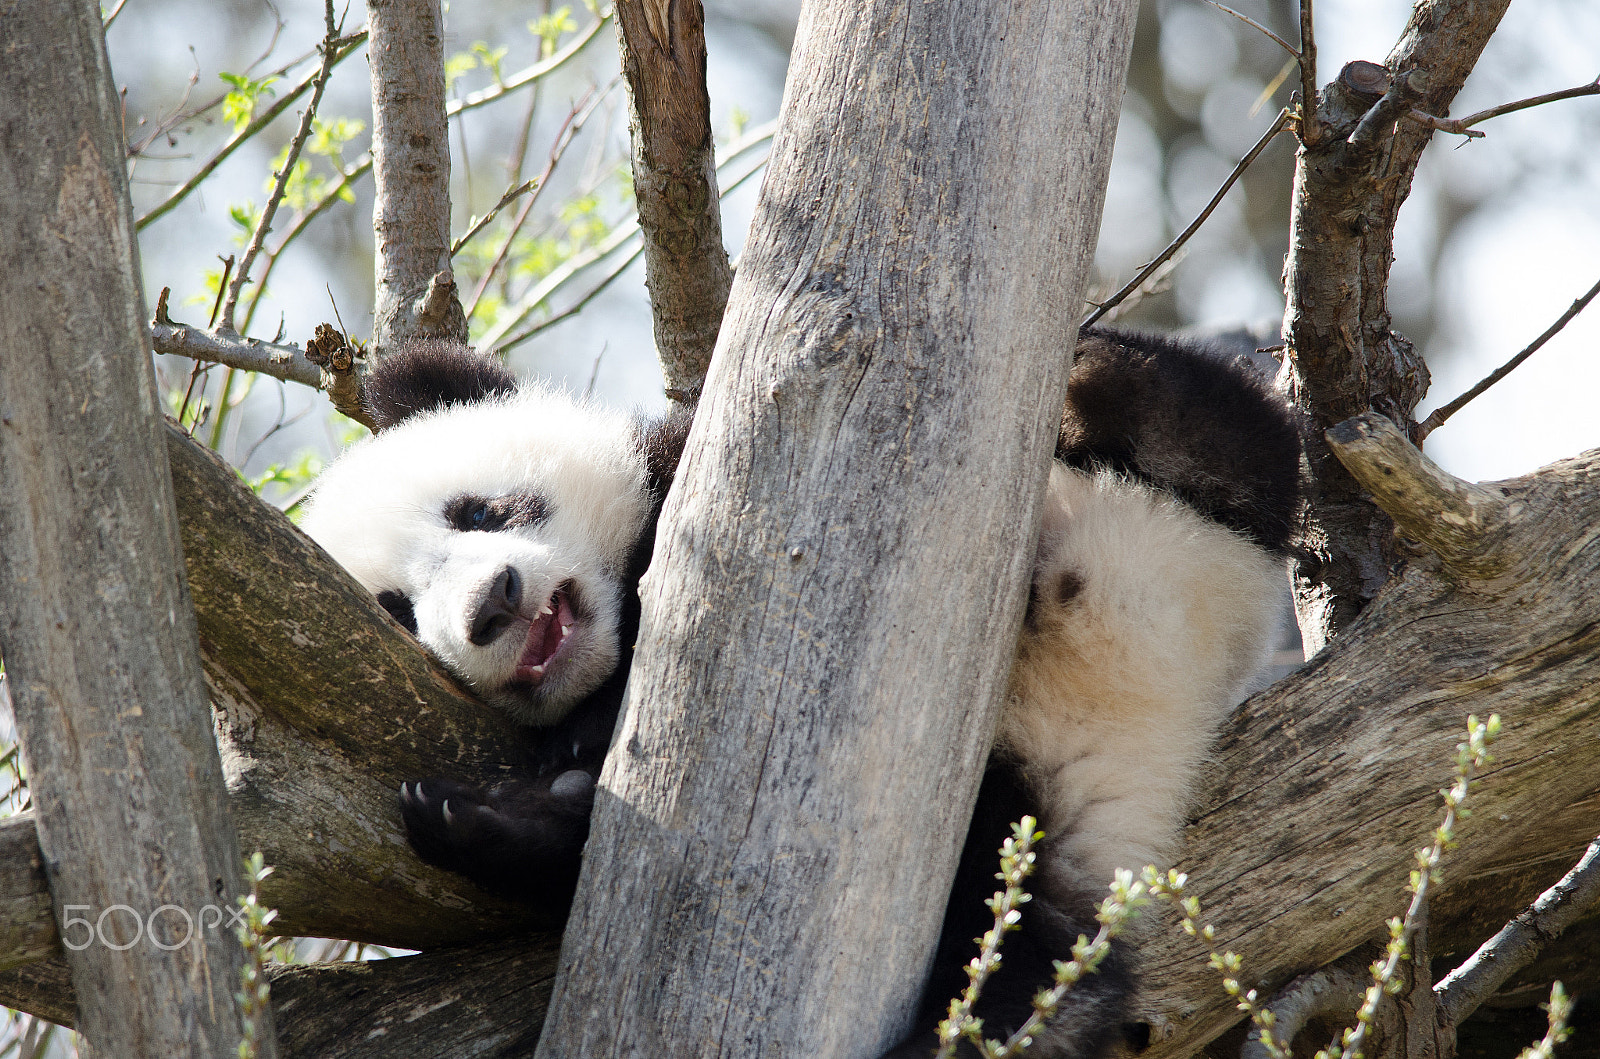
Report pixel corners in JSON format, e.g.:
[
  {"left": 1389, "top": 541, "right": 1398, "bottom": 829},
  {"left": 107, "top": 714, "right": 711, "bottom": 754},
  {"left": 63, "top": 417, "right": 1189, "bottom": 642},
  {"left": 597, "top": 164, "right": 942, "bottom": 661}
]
[
  {"left": 367, "top": 0, "right": 466, "bottom": 349},
  {"left": 0, "top": 2, "right": 271, "bottom": 1053},
  {"left": 532, "top": 1, "right": 1141, "bottom": 1055}
]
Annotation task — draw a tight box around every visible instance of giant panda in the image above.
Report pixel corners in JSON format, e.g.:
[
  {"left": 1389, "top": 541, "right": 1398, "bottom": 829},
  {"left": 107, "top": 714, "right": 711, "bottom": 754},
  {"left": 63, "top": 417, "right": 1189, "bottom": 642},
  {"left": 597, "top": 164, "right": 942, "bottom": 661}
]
[{"left": 298, "top": 329, "right": 1301, "bottom": 1057}]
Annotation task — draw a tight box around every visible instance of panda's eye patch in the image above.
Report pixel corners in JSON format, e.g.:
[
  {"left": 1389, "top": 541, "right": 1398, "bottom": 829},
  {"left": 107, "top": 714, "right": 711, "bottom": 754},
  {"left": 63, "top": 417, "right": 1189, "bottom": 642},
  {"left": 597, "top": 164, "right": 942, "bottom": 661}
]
[
  {"left": 376, "top": 591, "right": 418, "bottom": 635},
  {"left": 444, "top": 493, "right": 550, "bottom": 533}
]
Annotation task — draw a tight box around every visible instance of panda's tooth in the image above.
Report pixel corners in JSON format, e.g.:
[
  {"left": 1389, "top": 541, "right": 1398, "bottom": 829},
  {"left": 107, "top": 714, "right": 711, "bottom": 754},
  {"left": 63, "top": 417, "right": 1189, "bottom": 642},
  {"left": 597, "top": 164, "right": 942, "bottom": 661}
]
[
  {"left": 538, "top": 601, "right": 553, "bottom": 616},
  {"left": 560, "top": 624, "right": 572, "bottom": 636},
  {"left": 530, "top": 664, "right": 546, "bottom": 676}
]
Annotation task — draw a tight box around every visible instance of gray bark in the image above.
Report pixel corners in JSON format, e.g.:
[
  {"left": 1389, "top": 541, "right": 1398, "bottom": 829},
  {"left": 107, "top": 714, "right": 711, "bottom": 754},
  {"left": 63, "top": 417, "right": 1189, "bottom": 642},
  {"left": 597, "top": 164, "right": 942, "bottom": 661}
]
[
  {"left": 0, "top": 2, "right": 271, "bottom": 1053},
  {"left": 367, "top": 0, "right": 467, "bottom": 350},
  {"left": 2, "top": 937, "right": 560, "bottom": 1059},
  {"left": 1278, "top": 0, "right": 1510, "bottom": 652},
  {"left": 533, "top": 1, "right": 1141, "bottom": 1055},
  {"left": 615, "top": 0, "right": 733, "bottom": 401},
  {"left": 1134, "top": 429, "right": 1600, "bottom": 1059}
]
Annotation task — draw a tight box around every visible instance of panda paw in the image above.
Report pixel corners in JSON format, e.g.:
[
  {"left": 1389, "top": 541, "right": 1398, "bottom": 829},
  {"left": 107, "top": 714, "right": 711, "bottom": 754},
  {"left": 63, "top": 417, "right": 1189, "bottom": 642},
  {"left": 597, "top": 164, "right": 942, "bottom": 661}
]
[
  {"left": 397, "top": 774, "right": 596, "bottom": 910},
  {"left": 397, "top": 778, "right": 495, "bottom": 868}
]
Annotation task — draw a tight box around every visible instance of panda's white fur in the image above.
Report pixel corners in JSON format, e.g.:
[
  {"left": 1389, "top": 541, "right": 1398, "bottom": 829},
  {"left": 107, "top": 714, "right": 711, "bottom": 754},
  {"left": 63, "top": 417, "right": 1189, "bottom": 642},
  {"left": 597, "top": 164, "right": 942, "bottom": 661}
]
[
  {"left": 1007, "top": 463, "right": 1284, "bottom": 888},
  {"left": 301, "top": 385, "right": 654, "bottom": 725},
  {"left": 298, "top": 331, "right": 1301, "bottom": 1059}
]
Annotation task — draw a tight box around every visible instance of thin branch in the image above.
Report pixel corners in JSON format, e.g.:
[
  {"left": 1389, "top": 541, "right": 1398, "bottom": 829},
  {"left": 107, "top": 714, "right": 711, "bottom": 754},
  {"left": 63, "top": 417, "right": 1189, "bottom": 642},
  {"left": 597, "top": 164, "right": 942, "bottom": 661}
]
[
  {"left": 134, "top": 30, "right": 367, "bottom": 231},
  {"left": 461, "top": 81, "right": 619, "bottom": 320},
  {"left": 1202, "top": 1, "right": 1299, "bottom": 60},
  {"left": 1298, "top": 0, "right": 1320, "bottom": 144},
  {"left": 452, "top": 179, "right": 535, "bottom": 258},
  {"left": 101, "top": 0, "right": 132, "bottom": 29},
  {"left": 218, "top": 0, "right": 344, "bottom": 332},
  {"left": 240, "top": 153, "right": 374, "bottom": 334},
  {"left": 488, "top": 133, "right": 774, "bottom": 353},
  {"left": 448, "top": 11, "right": 611, "bottom": 120},
  {"left": 151, "top": 315, "right": 322, "bottom": 389},
  {"left": 1407, "top": 76, "right": 1600, "bottom": 137},
  {"left": 1435, "top": 836, "right": 1600, "bottom": 1026},
  {"left": 1416, "top": 273, "right": 1600, "bottom": 443},
  {"left": 1083, "top": 108, "right": 1289, "bottom": 327}
]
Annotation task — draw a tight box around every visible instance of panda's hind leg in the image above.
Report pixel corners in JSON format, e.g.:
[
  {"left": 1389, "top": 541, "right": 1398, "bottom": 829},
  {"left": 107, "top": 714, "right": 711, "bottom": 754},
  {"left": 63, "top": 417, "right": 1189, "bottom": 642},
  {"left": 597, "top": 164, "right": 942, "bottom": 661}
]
[{"left": 881, "top": 756, "right": 1134, "bottom": 1059}]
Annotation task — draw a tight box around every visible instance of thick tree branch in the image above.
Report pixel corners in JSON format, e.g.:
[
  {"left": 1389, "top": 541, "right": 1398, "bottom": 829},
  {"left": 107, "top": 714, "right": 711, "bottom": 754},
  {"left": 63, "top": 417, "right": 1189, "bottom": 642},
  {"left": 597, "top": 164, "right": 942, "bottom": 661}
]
[
  {"left": 367, "top": 0, "right": 465, "bottom": 349},
  {"left": 1325, "top": 413, "right": 1512, "bottom": 578},
  {"left": 1279, "top": 0, "right": 1511, "bottom": 652},
  {"left": 614, "top": 0, "right": 732, "bottom": 401},
  {"left": 0, "top": 938, "right": 560, "bottom": 1059},
  {"left": 1134, "top": 445, "right": 1600, "bottom": 1059}
]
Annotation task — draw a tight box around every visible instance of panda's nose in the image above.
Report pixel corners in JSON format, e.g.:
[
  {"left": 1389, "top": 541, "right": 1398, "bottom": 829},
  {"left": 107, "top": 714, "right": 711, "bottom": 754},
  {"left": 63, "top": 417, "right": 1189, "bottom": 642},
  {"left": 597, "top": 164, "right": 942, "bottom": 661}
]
[{"left": 469, "top": 566, "right": 523, "bottom": 646}]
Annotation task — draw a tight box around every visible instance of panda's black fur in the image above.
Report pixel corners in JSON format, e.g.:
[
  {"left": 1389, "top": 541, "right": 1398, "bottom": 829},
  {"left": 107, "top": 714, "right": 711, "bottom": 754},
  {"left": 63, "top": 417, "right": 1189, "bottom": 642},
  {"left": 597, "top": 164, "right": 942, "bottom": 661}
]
[{"left": 298, "top": 329, "right": 1301, "bottom": 1056}]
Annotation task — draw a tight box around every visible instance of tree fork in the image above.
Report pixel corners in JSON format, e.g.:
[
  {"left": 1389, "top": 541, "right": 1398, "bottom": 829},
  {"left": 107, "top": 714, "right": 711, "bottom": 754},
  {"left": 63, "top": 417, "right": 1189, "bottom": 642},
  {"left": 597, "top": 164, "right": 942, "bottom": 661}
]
[{"left": 1278, "top": 0, "right": 1512, "bottom": 652}]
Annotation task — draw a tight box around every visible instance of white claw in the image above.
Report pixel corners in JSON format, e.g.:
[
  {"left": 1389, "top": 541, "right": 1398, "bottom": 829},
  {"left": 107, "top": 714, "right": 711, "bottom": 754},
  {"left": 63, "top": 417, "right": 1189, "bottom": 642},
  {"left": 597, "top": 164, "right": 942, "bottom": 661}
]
[
  {"left": 441, "top": 799, "right": 455, "bottom": 826},
  {"left": 399, "top": 782, "right": 410, "bottom": 799}
]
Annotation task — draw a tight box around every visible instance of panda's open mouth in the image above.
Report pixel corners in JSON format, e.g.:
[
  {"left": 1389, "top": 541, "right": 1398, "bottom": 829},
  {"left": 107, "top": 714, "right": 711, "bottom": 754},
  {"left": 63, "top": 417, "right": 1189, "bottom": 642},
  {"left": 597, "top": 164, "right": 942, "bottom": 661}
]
[{"left": 513, "top": 582, "right": 578, "bottom": 684}]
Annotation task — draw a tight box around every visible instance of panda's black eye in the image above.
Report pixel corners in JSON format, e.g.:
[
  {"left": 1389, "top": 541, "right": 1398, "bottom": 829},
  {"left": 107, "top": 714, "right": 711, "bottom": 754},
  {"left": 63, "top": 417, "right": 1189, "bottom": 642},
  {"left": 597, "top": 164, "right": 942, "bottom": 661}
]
[
  {"left": 445, "top": 493, "right": 549, "bottom": 533},
  {"left": 376, "top": 591, "right": 418, "bottom": 635}
]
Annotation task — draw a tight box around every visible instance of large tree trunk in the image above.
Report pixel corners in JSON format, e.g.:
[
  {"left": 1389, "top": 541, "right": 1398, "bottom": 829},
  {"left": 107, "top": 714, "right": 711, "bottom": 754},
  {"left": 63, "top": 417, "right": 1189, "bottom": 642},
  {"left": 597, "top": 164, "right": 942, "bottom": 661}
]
[
  {"left": 0, "top": 1, "right": 271, "bottom": 1053},
  {"left": 531, "top": 1, "right": 1142, "bottom": 1055}
]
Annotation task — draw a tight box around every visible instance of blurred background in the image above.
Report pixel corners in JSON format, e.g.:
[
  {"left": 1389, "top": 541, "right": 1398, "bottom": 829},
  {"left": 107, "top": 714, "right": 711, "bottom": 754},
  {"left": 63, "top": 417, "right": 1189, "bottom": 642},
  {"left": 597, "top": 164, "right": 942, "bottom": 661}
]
[{"left": 110, "top": 0, "right": 1600, "bottom": 492}]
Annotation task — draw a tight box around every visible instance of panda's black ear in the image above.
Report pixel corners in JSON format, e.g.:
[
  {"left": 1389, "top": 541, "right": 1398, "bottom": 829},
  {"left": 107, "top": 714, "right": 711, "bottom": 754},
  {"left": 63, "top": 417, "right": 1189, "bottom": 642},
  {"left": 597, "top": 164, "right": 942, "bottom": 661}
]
[
  {"left": 363, "top": 338, "right": 519, "bottom": 432},
  {"left": 638, "top": 400, "right": 696, "bottom": 499}
]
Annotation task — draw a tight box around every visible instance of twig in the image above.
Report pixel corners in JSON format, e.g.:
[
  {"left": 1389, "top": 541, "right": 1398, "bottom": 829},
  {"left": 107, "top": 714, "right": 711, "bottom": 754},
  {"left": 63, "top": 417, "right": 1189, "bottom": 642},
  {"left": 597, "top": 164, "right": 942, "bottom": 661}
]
[
  {"left": 134, "top": 30, "right": 367, "bottom": 231},
  {"left": 1516, "top": 983, "right": 1574, "bottom": 1059},
  {"left": 218, "top": 0, "right": 345, "bottom": 333},
  {"left": 1407, "top": 77, "right": 1600, "bottom": 137},
  {"left": 1298, "top": 0, "right": 1319, "bottom": 145},
  {"left": 208, "top": 255, "right": 235, "bottom": 327},
  {"left": 1417, "top": 273, "right": 1600, "bottom": 442},
  {"left": 151, "top": 312, "right": 322, "bottom": 389},
  {"left": 102, "top": 0, "right": 132, "bottom": 29},
  {"left": 489, "top": 139, "right": 774, "bottom": 352},
  {"left": 447, "top": 11, "right": 611, "bottom": 120},
  {"left": 1435, "top": 837, "right": 1600, "bottom": 1025},
  {"left": 1083, "top": 108, "right": 1289, "bottom": 327},
  {"left": 1330, "top": 716, "right": 1499, "bottom": 1059},
  {"left": 462, "top": 80, "right": 619, "bottom": 321},
  {"left": 451, "top": 178, "right": 536, "bottom": 257},
  {"left": 1201, "top": 1, "right": 1300, "bottom": 60},
  {"left": 240, "top": 153, "right": 374, "bottom": 334}
]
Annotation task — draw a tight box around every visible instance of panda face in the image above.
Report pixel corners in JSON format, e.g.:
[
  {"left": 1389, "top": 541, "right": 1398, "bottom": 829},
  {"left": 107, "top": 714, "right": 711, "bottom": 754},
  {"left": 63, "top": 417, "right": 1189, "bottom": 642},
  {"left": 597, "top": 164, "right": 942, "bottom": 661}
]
[{"left": 299, "top": 384, "right": 654, "bottom": 726}]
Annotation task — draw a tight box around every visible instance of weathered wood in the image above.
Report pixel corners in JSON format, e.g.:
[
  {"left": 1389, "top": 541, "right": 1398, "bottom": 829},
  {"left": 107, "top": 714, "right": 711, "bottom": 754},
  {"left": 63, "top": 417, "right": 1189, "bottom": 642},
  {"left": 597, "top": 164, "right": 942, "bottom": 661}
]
[
  {"left": 614, "top": 0, "right": 733, "bottom": 400},
  {"left": 1278, "top": 0, "right": 1511, "bottom": 651},
  {"left": 0, "top": 937, "right": 560, "bottom": 1058},
  {"left": 367, "top": 0, "right": 466, "bottom": 348},
  {"left": 0, "top": 2, "right": 269, "bottom": 1051},
  {"left": 170, "top": 422, "right": 545, "bottom": 946},
  {"left": 534, "top": 1, "right": 1141, "bottom": 1055},
  {"left": 1135, "top": 443, "right": 1600, "bottom": 1059}
]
